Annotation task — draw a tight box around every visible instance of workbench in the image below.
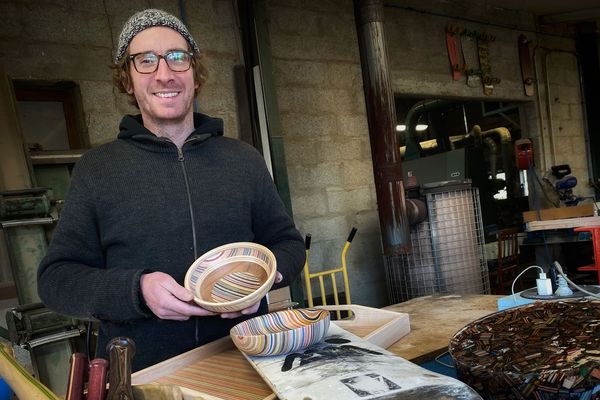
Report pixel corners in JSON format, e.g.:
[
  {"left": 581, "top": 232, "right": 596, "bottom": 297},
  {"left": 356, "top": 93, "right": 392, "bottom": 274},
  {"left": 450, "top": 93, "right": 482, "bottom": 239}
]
[
  {"left": 2, "top": 294, "right": 502, "bottom": 399},
  {"left": 384, "top": 293, "right": 501, "bottom": 364}
]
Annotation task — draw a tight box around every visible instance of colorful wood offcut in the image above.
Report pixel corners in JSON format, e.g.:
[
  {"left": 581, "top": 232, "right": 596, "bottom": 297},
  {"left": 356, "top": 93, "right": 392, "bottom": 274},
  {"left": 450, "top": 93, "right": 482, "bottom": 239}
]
[
  {"left": 230, "top": 308, "right": 330, "bottom": 356},
  {"left": 184, "top": 242, "right": 277, "bottom": 313},
  {"left": 450, "top": 300, "right": 600, "bottom": 399}
]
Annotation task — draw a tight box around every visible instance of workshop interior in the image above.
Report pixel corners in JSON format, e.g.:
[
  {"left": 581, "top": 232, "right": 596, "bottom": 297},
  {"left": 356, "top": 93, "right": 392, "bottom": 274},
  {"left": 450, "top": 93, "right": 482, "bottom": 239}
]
[{"left": 1, "top": 0, "right": 600, "bottom": 399}]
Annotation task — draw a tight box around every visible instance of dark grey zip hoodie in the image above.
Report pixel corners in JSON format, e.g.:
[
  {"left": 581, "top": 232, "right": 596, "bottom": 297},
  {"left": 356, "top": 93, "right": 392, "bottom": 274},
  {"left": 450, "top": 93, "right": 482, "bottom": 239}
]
[{"left": 38, "top": 113, "right": 305, "bottom": 371}]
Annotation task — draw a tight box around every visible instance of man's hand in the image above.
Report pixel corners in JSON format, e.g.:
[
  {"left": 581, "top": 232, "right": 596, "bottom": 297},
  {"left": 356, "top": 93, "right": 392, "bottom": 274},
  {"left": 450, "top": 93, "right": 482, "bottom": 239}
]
[
  {"left": 140, "top": 272, "right": 216, "bottom": 320},
  {"left": 220, "top": 271, "right": 283, "bottom": 319}
]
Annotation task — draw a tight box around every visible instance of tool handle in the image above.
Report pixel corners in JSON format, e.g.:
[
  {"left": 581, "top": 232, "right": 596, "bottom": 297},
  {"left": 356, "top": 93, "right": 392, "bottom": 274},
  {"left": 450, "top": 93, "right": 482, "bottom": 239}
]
[
  {"left": 65, "top": 352, "right": 87, "bottom": 400},
  {"left": 106, "top": 337, "right": 136, "bottom": 400},
  {"left": 305, "top": 234, "right": 312, "bottom": 250},
  {"left": 347, "top": 227, "right": 358, "bottom": 243},
  {"left": 87, "top": 358, "right": 108, "bottom": 400}
]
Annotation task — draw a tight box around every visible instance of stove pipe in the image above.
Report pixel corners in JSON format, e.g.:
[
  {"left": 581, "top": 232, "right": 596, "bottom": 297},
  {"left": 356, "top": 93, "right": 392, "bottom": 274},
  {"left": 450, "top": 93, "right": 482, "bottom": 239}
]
[{"left": 354, "top": 0, "right": 410, "bottom": 255}]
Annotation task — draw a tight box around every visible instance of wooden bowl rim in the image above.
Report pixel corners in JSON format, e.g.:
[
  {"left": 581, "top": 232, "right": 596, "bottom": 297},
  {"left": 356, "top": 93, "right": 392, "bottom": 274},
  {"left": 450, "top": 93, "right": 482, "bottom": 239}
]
[{"left": 183, "top": 242, "right": 277, "bottom": 311}]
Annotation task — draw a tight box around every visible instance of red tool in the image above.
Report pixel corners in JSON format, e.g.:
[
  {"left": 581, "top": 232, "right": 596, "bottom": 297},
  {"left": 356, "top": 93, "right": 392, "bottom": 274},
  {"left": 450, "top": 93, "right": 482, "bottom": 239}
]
[
  {"left": 65, "top": 352, "right": 87, "bottom": 400},
  {"left": 515, "top": 138, "right": 534, "bottom": 170},
  {"left": 87, "top": 358, "right": 109, "bottom": 400}
]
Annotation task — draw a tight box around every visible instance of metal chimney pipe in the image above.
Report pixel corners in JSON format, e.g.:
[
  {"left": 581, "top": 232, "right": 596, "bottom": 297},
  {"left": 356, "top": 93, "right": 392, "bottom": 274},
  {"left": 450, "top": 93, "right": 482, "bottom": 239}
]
[{"left": 354, "top": 0, "right": 410, "bottom": 254}]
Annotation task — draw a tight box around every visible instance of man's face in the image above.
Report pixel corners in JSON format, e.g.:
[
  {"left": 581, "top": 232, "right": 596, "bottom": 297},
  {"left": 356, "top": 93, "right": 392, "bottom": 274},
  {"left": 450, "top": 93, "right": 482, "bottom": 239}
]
[{"left": 127, "top": 27, "right": 198, "bottom": 130}]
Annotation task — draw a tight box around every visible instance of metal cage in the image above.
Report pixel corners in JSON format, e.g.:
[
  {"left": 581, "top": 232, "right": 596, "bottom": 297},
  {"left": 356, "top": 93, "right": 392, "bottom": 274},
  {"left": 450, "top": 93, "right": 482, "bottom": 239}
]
[{"left": 385, "top": 180, "right": 490, "bottom": 303}]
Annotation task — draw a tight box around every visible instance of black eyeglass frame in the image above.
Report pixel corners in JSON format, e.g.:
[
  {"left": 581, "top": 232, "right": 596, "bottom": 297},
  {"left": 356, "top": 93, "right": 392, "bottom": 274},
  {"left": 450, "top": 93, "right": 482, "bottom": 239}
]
[{"left": 127, "top": 50, "right": 194, "bottom": 74}]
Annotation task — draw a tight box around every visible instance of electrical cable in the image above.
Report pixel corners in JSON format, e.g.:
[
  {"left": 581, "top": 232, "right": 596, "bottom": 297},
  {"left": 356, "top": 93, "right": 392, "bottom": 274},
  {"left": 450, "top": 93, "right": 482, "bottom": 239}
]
[
  {"left": 511, "top": 265, "right": 544, "bottom": 305},
  {"left": 86, "top": 320, "right": 92, "bottom": 361},
  {"left": 553, "top": 261, "right": 600, "bottom": 299}
]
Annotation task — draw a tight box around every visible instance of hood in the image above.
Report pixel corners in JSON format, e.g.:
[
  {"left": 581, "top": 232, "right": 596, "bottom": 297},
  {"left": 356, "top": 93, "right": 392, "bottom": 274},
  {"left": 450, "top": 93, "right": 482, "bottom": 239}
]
[{"left": 117, "top": 113, "right": 224, "bottom": 151}]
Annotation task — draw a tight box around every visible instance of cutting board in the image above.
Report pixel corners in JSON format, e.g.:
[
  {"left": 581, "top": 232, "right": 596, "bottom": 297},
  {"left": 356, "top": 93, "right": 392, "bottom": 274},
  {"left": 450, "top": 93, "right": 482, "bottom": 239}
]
[{"left": 242, "top": 324, "right": 482, "bottom": 400}]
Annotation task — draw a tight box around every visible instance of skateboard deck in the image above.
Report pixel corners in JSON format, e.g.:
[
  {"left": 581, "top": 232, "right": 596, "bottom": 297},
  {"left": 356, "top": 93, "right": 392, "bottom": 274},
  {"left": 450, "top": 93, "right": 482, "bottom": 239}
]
[
  {"left": 476, "top": 33, "right": 500, "bottom": 96},
  {"left": 518, "top": 34, "right": 535, "bottom": 96},
  {"left": 460, "top": 32, "right": 481, "bottom": 88},
  {"left": 445, "top": 25, "right": 464, "bottom": 81},
  {"left": 243, "top": 324, "right": 482, "bottom": 400}
]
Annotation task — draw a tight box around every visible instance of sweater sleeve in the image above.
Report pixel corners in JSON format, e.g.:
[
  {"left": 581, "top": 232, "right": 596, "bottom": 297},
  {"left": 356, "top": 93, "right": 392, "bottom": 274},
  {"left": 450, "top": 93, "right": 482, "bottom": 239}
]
[
  {"left": 251, "top": 164, "right": 305, "bottom": 290},
  {"left": 37, "top": 161, "right": 151, "bottom": 322}
]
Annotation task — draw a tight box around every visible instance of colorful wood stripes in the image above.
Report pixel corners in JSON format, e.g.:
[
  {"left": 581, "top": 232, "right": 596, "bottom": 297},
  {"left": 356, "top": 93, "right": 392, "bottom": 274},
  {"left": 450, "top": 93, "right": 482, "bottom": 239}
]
[
  {"left": 211, "top": 272, "right": 262, "bottom": 302},
  {"left": 450, "top": 300, "right": 600, "bottom": 399},
  {"left": 156, "top": 349, "right": 272, "bottom": 400},
  {"left": 230, "top": 308, "right": 330, "bottom": 356},
  {"left": 184, "top": 242, "right": 277, "bottom": 312}
]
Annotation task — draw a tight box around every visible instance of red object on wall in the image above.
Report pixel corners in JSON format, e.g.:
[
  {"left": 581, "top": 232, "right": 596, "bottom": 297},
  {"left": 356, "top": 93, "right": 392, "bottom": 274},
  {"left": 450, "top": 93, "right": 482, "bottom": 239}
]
[{"left": 515, "top": 138, "right": 533, "bottom": 170}]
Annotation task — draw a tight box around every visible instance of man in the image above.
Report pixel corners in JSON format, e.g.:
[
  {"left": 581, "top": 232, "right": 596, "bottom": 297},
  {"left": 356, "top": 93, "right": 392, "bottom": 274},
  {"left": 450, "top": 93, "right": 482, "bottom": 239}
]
[{"left": 38, "top": 8, "right": 305, "bottom": 371}]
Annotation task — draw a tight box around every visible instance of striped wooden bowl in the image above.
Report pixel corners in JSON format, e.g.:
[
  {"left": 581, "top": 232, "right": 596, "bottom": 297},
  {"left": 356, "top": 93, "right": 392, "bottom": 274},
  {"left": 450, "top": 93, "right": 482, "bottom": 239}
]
[
  {"left": 230, "top": 308, "right": 330, "bottom": 356},
  {"left": 184, "top": 242, "right": 277, "bottom": 313}
]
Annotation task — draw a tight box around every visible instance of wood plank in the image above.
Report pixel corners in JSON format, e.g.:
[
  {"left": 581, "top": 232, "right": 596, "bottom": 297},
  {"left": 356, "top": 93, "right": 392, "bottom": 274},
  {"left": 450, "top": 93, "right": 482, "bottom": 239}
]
[
  {"left": 526, "top": 216, "right": 600, "bottom": 232},
  {"left": 156, "top": 349, "right": 272, "bottom": 400},
  {"left": 522, "top": 204, "right": 594, "bottom": 222},
  {"left": 384, "top": 294, "right": 501, "bottom": 363},
  {"left": 318, "top": 304, "right": 410, "bottom": 349},
  {"left": 132, "top": 336, "right": 233, "bottom": 386}
]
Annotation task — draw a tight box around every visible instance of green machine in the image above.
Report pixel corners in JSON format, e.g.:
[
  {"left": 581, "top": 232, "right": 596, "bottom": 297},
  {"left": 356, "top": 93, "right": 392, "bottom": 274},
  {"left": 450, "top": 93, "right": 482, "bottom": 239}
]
[{"left": 1, "top": 187, "right": 87, "bottom": 397}]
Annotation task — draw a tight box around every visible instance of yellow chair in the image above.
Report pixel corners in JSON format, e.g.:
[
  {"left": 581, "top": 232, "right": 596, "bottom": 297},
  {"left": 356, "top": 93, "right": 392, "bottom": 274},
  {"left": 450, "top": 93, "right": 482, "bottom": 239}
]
[{"left": 303, "top": 227, "right": 357, "bottom": 319}]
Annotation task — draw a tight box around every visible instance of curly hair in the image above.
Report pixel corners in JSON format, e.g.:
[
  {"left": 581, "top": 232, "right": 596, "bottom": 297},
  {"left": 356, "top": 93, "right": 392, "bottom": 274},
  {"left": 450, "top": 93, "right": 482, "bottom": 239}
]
[{"left": 111, "top": 50, "right": 208, "bottom": 108}]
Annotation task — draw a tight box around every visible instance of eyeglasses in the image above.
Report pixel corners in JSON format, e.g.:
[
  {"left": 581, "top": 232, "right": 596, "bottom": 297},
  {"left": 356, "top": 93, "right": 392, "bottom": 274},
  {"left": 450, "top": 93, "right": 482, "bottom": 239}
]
[{"left": 128, "top": 50, "right": 193, "bottom": 74}]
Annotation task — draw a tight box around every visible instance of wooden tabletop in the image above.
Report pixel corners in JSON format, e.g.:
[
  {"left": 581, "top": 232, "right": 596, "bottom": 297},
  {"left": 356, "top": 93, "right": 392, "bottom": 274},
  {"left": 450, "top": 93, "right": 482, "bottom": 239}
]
[{"left": 383, "top": 294, "right": 501, "bottom": 363}]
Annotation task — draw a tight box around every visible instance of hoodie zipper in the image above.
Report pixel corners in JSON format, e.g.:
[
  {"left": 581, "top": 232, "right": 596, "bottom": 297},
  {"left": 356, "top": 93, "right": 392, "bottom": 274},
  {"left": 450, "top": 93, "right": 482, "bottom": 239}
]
[
  {"left": 176, "top": 139, "right": 201, "bottom": 345},
  {"left": 175, "top": 138, "right": 200, "bottom": 259}
]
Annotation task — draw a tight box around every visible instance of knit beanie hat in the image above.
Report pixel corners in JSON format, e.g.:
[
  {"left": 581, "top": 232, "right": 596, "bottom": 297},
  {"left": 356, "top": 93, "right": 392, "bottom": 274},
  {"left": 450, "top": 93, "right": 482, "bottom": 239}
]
[{"left": 114, "top": 8, "right": 200, "bottom": 64}]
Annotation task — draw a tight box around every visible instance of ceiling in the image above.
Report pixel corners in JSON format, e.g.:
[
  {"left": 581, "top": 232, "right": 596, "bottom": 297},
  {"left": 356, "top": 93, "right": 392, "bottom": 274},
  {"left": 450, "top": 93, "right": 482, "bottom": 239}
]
[{"left": 484, "top": 0, "right": 600, "bottom": 23}]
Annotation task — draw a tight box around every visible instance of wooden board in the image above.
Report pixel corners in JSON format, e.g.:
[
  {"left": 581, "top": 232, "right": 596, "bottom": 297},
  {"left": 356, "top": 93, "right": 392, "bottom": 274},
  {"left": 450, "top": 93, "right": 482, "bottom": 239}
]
[
  {"left": 243, "top": 324, "right": 482, "bottom": 400},
  {"left": 384, "top": 294, "right": 501, "bottom": 363},
  {"left": 518, "top": 34, "right": 535, "bottom": 97},
  {"left": 522, "top": 204, "right": 594, "bottom": 222},
  {"left": 526, "top": 215, "right": 600, "bottom": 232},
  {"left": 132, "top": 305, "right": 411, "bottom": 400},
  {"left": 317, "top": 304, "right": 410, "bottom": 349}
]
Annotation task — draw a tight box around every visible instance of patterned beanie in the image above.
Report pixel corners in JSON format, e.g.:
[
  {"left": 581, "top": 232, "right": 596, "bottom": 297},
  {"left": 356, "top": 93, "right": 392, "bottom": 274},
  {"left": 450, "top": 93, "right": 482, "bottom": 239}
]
[{"left": 114, "top": 8, "right": 200, "bottom": 64}]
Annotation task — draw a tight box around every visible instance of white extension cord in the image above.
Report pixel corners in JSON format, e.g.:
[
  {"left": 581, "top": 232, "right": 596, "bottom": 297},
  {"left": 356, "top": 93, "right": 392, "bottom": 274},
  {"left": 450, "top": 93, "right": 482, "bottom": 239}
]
[{"left": 510, "top": 262, "right": 600, "bottom": 306}]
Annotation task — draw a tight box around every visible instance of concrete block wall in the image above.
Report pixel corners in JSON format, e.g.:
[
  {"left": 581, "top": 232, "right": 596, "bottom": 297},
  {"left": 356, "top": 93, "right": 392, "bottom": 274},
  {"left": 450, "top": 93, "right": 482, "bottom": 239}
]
[
  {"left": 384, "top": 0, "right": 592, "bottom": 200},
  {"left": 0, "top": 0, "right": 243, "bottom": 146},
  {"left": 266, "top": 0, "right": 389, "bottom": 306},
  {"left": 0, "top": 0, "right": 593, "bottom": 308},
  {"left": 535, "top": 37, "right": 593, "bottom": 200},
  {"left": 385, "top": 0, "right": 536, "bottom": 99}
]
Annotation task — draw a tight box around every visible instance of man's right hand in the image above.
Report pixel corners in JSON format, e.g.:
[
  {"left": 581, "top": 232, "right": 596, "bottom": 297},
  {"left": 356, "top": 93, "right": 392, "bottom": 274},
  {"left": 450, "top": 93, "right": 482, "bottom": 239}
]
[{"left": 140, "top": 271, "right": 217, "bottom": 320}]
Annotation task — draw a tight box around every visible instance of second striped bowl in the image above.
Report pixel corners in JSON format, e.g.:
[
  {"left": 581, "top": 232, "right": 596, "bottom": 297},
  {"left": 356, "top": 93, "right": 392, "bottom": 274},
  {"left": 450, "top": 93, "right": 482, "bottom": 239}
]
[{"left": 230, "top": 308, "right": 330, "bottom": 356}]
